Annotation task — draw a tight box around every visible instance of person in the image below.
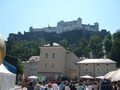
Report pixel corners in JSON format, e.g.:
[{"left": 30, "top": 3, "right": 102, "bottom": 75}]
[
  {"left": 47, "top": 83, "right": 53, "bottom": 90},
  {"left": 117, "top": 81, "right": 120, "bottom": 90},
  {"left": 99, "top": 79, "right": 112, "bottom": 90},
  {"left": 27, "top": 81, "right": 34, "bottom": 90},
  {"left": 34, "top": 82, "right": 41, "bottom": 90},
  {"left": 21, "top": 74, "right": 26, "bottom": 89},
  {"left": 52, "top": 81, "right": 59, "bottom": 90},
  {"left": 59, "top": 81, "right": 65, "bottom": 90},
  {"left": 69, "top": 81, "right": 76, "bottom": 90},
  {"left": 76, "top": 81, "right": 85, "bottom": 90},
  {"left": 112, "top": 82, "right": 117, "bottom": 90},
  {"left": 92, "top": 82, "right": 98, "bottom": 90},
  {"left": 87, "top": 82, "right": 93, "bottom": 90},
  {"left": 65, "top": 82, "right": 71, "bottom": 90},
  {"left": 40, "top": 82, "right": 46, "bottom": 90}
]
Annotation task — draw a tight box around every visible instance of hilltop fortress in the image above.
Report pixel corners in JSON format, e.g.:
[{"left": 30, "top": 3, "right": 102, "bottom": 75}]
[{"left": 30, "top": 17, "right": 99, "bottom": 33}]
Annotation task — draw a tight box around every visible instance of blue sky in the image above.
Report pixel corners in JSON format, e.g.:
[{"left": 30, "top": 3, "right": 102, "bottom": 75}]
[{"left": 0, "top": 0, "right": 120, "bottom": 40}]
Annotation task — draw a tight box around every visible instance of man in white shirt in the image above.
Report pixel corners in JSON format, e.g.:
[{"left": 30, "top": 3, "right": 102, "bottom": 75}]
[{"left": 52, "top": 81, "right": 59, "bottom": 90}]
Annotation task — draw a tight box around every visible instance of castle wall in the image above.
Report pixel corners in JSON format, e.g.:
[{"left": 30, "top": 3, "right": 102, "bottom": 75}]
[{"left": 30, "top": 18, "right": 99, "bottom": 33}]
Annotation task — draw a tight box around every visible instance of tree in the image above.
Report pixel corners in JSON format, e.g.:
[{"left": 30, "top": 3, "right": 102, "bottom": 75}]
[
  {"left": 104, "top": 34, "right": 112, "bottom": 58},
  {"left": 89, "top": 35, "right": 104, "bottom": 58},
  {"left": 17, "top": 59, "right": 23, "bottom": 75},
  {"left": 73, "top": 38, "right": 89, "bottom": 57},
  {"left": 59, "top": 39, "right": 68, "bottom": 48},
  {"left": 111, "top": 32, "right": 120, "bottom": 67},
  {"left": 16, "top": 59, "right": 24, "bottom": 84},
  {"left": 7, "top": 40, "right": 40, "bottom": 61}
]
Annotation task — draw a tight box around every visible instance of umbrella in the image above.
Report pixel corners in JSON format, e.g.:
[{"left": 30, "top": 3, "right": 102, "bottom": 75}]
[
  {"left": 111, "top": 69, "right": 120, "bottom": 81},
  {"left": 104, "top": 71, "right": 116, "bottom": 80},
  {"left": 80, "top": 75, "right": 93, "bottom": 79},
  {"left": 28, "top": 76, "right": 38, "bottom": 79},
  {"left": 96, "top": 76, "right": 104, "bottom": 79}
]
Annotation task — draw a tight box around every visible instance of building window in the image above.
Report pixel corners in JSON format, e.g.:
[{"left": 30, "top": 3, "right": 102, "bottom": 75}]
[
  {"left": 52, "top": 53, "right": 55, "bottom": 58},
  {"left": 45, "top": 63, "right": 47, "bottom": 68},
  {"left": 52, "top": 63, "right": 54, "bottom": 68},
  {"left": 106, "top": 64, "right": 109, "bottom": 66},
  {"left": 45, "top": 53, "right": 48, "bottom": 58},
  {"left": 106, "top": 69, "right": 109, "bottom": 71}
]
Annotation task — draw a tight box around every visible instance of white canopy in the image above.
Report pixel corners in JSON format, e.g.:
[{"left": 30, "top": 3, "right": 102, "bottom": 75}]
[
  {"left": 104, "top": 71, "right": 116, "bottom": 80},
  {"left": 0, "top": 64, "right": 16, "bottom": 90},
  {"left": 28, "top": 76, "right": 38, "bottom": 79},
  {"left": 96, "top": 76, "right": 104, "bottom": 79},
  {"left": 104, "top": 69, "right": 120, "bottom": 81},
  {"left": 111, "top": 69, "right": 120, "bottom": 81},
  {"left": 80, "top": 75, "right": 93, "bottom": 79},
  {"left": 0, "top": 64, "right": 14, "bottom": 74}
]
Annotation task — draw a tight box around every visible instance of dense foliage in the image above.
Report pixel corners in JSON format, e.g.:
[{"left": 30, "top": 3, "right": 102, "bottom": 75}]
[{"left": 6, "top": 29, "right": 120, "bottom": 67}]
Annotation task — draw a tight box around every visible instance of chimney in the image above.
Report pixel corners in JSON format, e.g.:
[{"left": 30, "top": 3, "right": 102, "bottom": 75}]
[{"left": 50, "top": 42, "right": 53, "bottom": 46}]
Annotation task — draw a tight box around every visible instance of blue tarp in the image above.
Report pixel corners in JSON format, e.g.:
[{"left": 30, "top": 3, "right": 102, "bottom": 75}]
[{"left": 3, "top": 61, "right": 16, "bottom": 74}]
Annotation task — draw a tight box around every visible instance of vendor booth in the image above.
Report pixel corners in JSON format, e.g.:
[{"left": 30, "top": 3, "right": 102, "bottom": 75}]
[{"left": 0, "top": 64, "right": 16, "bottom": 90}]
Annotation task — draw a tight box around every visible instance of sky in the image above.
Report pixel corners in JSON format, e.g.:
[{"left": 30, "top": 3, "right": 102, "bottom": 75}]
[{"left": 0, "top": 0, "right": 120, "bottom": 40}]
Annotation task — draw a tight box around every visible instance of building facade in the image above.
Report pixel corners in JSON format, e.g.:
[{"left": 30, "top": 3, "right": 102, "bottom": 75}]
[
  {"left": 38, "top": 43, "right": 80, "bottom": 80},
  {"left": 23, "top": 43, "right": 80, "bottom": 80},
  {"left": 23, "top": 46, "right": 117, "bottom": 80},
  {"left": 77, "top": 59, "right": 116, "bottom": 77},
  {"left": 23, "top": 56, "right": 39, "bottom": 76},
  {"left": 29, "top": 17, "right": 99, "bottom": 33}
]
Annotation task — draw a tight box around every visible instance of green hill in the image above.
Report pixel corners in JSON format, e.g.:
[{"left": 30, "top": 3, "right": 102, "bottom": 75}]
[{"left": 6, "top": 29, "right": 120, "bottom": 67}]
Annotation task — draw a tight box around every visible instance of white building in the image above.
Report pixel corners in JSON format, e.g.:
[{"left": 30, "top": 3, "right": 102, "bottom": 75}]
[
  {"left": 38, "top": 43, "right": 80, "bottom": 80},
  {"left": 23, "top": 56, "right": 39, "bottom": 76},
  {"left": 23, "top": 43, "right": 80, "bottom": 80},
  {"left": 23, "top": 44, "right": 117, "bottom": 80},
  {"left": 29, "top": 17, "right": 99, "bottom": 33},
  {"left": 77, "top": 59, "right": 117, "bottom": 77}
]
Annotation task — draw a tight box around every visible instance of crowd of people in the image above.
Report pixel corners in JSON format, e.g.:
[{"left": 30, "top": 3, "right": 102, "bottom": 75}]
[{"left": 24, "top": 79, "right": 120, "bottom": 90}]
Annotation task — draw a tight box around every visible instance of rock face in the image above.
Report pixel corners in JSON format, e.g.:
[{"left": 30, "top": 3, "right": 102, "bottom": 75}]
[{"left": 0, "top": 34, "right": 6, "bottom": 64}]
